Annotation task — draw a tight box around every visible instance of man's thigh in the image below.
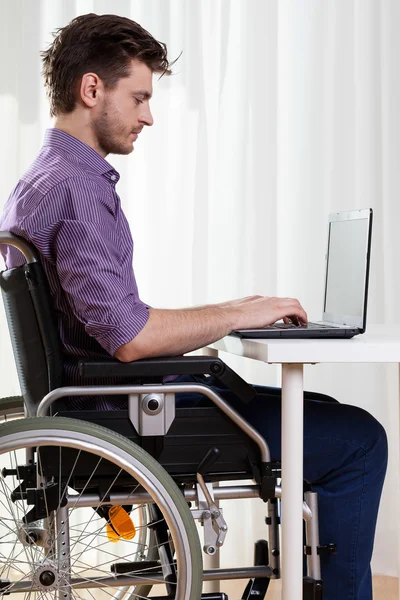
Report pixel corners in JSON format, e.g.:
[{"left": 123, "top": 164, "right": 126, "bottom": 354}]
[{"left": 174, "top": 374, "right": 380, "bottom": 484}]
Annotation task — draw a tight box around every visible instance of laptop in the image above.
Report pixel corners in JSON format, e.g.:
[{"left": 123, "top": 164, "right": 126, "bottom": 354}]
[{"left": 231, "top": 208, "right": 373, "bottom": 339}]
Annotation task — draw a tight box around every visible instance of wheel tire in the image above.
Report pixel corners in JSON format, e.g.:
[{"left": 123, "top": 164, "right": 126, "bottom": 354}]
[{"left": 0, "top": 395, "right": 24, "bottom": 418}]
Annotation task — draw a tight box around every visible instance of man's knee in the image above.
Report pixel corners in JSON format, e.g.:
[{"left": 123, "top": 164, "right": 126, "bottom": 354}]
[
  {"left": 365, "top": 412, "right": 388, "bottom": 472},
  {"left": 345, "top": 405, "right": 388, "bottom": 472},
  {"left": 304, "top": 390, "right": 340, "bottom": 404},
  {"left": 304, "top": 402, "right": 388, "bottom": 485}
]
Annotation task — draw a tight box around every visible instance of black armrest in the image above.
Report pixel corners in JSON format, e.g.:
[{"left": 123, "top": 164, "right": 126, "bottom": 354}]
[{"left": 78, "top": 355, "right": 257, "bottom": 404}]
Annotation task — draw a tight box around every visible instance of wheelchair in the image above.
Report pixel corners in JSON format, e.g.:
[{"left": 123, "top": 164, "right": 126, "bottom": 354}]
[{"left": 0, "top": 231, "right": 330, "bottom": 600}]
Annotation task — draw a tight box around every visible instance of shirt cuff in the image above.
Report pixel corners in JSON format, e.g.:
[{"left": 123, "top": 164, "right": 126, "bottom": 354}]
[{"left": 89, "top": 301, "right": 150, "bottom": 356}]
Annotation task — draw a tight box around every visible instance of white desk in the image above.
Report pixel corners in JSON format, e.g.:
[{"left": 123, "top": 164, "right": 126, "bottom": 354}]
[{"left": 209, "top": 325, "right": 400, "bottom": 600}]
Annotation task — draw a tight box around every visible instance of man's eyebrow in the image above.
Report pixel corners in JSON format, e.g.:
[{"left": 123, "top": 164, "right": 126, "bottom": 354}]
[{"left": 133, "top": 89, "right": 152, "bottom": 100}]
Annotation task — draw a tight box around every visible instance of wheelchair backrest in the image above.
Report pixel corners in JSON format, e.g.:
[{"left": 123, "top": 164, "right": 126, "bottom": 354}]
[{"left": 0, "top": 232, "right": 64, "bottom": 416}]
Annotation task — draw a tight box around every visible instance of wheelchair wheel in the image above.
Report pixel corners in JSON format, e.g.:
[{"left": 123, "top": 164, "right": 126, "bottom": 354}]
[
  {"left": 0, "top": 395, "right": 24, "bottom": 421},
  {"left": 0, "top": 417, "right": 203, "bottom": 600}
]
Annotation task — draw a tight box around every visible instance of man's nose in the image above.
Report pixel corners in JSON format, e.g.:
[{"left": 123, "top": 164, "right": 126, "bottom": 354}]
[{"left": 139, "top": 104, "right": 154, "bottom": 127}]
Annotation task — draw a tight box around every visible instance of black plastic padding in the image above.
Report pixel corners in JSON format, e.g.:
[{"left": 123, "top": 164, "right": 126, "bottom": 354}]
[
  {"left": 0, "top": 267, "right": 49, "bottom": 416},
  {"left": 198, "top": 447, "right": 221, "bottom": 475},
  {"left": 216, "top": 360, "right": 257, "bottom": 404},
  {"left": 49, "top": 406, "right": 261, "bottom": 481},
  {"left": 254, "top": 539, "right": 269, "bottom": 566},
  {"left": 0, "top": 261, "right": 64, "bottom": 416},
  {"left": 79, "top": 355, "right": 223, "bottom": 378},
  {"left": 111, "top": 561, "right": 160, "bottom": 575},
  {"left": 79, "top": 356, "right": 257, "bottom": 404},
  {"left": 24, "top": 263, "right": 64, "bottom": 392}
]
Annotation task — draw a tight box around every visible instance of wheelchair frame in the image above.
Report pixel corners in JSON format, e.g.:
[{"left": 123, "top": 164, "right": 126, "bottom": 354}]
[{"left": 0, "top": 231, "right": 329, "bottom": 600}]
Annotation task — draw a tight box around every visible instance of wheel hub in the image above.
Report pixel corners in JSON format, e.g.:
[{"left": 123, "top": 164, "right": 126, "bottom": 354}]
[
  {"left": 33, "top": 562, "right": 59, "bottom": 592},
  {"left": 39, "top": 570, "right": 56, "bottom": 586},
  {"left": 17, "top": 521, "right": 47, "bottom": 548}
]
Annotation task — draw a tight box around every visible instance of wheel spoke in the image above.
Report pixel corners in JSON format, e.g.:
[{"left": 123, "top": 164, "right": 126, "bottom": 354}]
[{"left": 69, "top": 467, "right": 124, "bottom": 570}]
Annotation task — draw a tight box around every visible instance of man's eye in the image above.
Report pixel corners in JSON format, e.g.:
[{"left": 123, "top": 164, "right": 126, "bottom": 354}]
[{"left": 134, "top": 98, "right": 144, "bottom": 105}]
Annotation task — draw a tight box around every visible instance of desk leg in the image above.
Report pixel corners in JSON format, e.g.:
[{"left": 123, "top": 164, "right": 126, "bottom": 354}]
[
  {"left": 281, "top": 363, "right": 304, "bottom": 600},
  {"left": 199, "top": 347, "right": 220, "bottom": 593}
]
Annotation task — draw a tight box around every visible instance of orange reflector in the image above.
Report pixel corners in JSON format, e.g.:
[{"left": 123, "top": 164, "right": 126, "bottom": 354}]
[
  {"left": 106, "top": 506, "right": 136, "bottom": 542},
  {"left": 106, "top": 523, "right": 120, "bottom": 543}
]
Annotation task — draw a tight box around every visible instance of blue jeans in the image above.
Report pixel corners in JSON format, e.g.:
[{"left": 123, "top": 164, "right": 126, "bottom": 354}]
[{"left": 174, "top": 374, "right": 388, "bottom": 600}]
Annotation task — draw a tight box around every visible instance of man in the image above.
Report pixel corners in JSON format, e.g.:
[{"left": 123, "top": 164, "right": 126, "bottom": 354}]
[{"left": 0, "top": 13, "right": 387, "bottom": 599}]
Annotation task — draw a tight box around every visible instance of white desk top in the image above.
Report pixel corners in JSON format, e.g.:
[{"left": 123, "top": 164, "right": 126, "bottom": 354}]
[{"left": 210, "top": 325, "right": 400, "bottom": 364}]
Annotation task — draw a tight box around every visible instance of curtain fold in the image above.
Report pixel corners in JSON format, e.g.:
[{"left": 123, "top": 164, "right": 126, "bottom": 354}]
[{"left": 0, "top": 0, "right": 399, "bottom": 577}]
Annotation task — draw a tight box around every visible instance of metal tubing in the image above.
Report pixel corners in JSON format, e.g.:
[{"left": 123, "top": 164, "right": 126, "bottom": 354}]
[
  {"left": 37, "top": 383, "right": 271, "bottom": 462},
  {"left": 0, "top": 232, "right": 38, "bottom": 263},
  {"left": 201, "top": 567, "right": 272, "bottom": 581},
  {"left": 274, "top": 486, "right": 312, "bottom": 521},
  {"left": 281, "top": 364, "right": 304, "bottom": 600},
  {"left": 63, "top": 484, "right": 315, "bottom": 519},
  {"left": 203, "top": 481, "right": 220, "bottom": 595},
  {"left": 65, "top": 485, "right": 261, "bottom": 508},
  {"left": 57, "top": 505, "right": 71, "bottom": 600},
  {"left": 304, "top": 491, "right": 321, "bottom": 581},
  {"left": 8, "top": 567, "right": 272, "bottom": 593},
  {"left": 267, "top": 499, "right": 281, "bottom": 577}
]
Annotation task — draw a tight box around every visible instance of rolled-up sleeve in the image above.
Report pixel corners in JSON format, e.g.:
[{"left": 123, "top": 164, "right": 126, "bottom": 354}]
[{"left": 28, "top": 176, "right": 149, "bottom": 357}]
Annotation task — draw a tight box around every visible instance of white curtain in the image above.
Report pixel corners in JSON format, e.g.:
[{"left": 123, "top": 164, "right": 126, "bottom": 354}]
[{"left": 1, "top": 0, "right": 399, "bottom": 580}]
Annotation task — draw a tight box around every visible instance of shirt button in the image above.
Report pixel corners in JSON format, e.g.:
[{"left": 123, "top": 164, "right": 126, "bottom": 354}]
[{"left": 110, "top": 174, "right": 116, "bottom": 181}]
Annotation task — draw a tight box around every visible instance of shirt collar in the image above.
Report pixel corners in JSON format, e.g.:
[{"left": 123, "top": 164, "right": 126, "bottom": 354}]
[{"left": 43, "top": 128, "right": 120, "bottom": 185}]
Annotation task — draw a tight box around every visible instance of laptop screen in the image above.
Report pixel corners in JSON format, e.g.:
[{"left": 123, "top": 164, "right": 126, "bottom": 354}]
[{"left": 323, "top": 209, "right": 372, "bottom": 329}]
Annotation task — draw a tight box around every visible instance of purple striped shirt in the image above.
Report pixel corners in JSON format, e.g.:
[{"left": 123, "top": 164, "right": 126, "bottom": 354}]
[{"left": 0, "top": 128, "right": 150, "bottom": 409}]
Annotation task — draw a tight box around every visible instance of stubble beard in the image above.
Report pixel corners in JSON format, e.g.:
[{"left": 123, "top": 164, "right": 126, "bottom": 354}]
[{"left": 93, "top": 103, "right": 133, "bottom": 157}]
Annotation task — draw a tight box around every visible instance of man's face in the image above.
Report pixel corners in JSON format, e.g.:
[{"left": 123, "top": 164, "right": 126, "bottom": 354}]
[{"left": 92, "top": 59, "right": 154, "bottom": 156}]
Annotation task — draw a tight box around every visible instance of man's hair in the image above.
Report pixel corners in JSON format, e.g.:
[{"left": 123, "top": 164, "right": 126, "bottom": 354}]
[{"left": 41, "top": 13, "right": 173, "bottom": 117}]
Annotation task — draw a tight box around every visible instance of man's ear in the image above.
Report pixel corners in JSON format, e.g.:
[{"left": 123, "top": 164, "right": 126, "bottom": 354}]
[{"left": 80, "top": 73, "right": 102, "bottom": 108}]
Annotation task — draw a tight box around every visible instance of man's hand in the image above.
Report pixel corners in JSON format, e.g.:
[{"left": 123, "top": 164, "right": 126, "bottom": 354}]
[
  {"left": 183, "top": 295, "right": 307, "bottom": 327},
  {"left": 229, "top": 295, "right": 308, "bottom": 329}
]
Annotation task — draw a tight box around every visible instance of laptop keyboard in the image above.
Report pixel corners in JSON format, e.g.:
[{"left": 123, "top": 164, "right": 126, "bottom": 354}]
[{"left": 267, "top": 322, "right": 336, "bottom": 329}]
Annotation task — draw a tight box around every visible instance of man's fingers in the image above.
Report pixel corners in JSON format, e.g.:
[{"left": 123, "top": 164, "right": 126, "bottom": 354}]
[
  {"left": 235, "top": 295, "right": 308, "bottom": 329},
  {"left": 278, "top": 299, "right": 307, "bottom": 325}
]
